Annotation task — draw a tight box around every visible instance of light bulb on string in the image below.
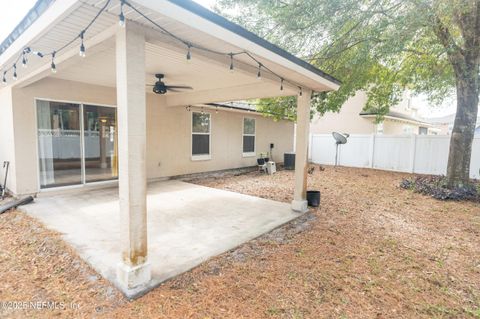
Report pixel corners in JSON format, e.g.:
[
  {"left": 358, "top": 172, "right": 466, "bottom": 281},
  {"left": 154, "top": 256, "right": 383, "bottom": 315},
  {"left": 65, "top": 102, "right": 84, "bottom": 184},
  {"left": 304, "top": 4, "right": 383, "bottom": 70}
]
[
  {"left": 229, "top": 53, "right": 234, "bottom": 73},
  {"left": 22, "top": 54, "right": 28, "bottom": 68},
  {"left": 186, "top": 44, "right": 192, "bottom": 63},
  {"left": 280, "top": 78, "right": 284, "bottom": 91},
  {"left": 51, "top": 52, "right": 57, "bottom": 73},
  {"left": 12, "top": 64, "right": 17, "bottom": 81},
  {"left": 2, "top": 72, "right": 7, "bottom": 85},
  {"left": 119, "top": 0, "right": 125, "bottom": 27},
  {"left": 299, "top": 87, "right": 303, "bottom": 96},
  {"left": 79, "top": 31, "right": 86, "bottom": 58},
  {"left": 257, "top": 63, "right": 262, "bottom": 80},
  {"left": 32, "top": 50, "right": 44, "bottom": 58}
]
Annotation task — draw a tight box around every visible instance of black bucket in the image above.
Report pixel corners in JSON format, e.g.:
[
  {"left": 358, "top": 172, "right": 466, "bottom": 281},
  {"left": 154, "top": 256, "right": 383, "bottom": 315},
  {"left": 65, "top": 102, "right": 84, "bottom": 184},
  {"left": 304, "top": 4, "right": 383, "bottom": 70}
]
[{"left": 306, "top": 190, "right": 321, "bottom": 207}]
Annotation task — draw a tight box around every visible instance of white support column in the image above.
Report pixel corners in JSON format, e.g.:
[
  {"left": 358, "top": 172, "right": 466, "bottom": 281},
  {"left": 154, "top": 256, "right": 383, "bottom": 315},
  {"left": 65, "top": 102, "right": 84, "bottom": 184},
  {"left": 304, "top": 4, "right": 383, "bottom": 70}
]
[
  {"left": 115, "top": 23, "right": 151, "bottom": 291},
  {"left": 291, "top": 89, "right": 312, "bottom": 213}
]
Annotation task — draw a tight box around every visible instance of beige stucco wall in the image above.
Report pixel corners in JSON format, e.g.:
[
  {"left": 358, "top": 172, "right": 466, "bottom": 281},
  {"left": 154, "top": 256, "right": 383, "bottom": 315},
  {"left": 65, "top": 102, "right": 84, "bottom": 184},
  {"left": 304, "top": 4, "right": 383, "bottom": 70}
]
[
  {"left": 0, "top": 86, "right": 17, "bottom": 193},
  {"left": 382, "top": 120, "right": 417, "bottom": 135},
  {"left": 8, "top": 78, "right": 293, "bottom": 195},
  {"left": 310, "top": 91, "right": 375, "bottom": 135}
]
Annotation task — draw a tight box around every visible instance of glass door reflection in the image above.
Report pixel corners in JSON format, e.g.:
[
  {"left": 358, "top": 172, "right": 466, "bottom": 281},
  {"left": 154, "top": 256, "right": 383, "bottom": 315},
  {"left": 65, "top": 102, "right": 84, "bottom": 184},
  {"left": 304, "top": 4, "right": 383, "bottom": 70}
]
[
  {"left": 37, "top": 101, "right": 82, "bottom": 188},
  {"left": 83, "top": 105, "right": 118, "bottom": 183}
]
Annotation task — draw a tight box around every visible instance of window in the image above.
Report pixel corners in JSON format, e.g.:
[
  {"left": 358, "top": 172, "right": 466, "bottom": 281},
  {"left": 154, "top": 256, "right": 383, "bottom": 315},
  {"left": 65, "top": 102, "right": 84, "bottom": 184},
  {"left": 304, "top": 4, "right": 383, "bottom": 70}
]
[
  {"left": 419, "top": 127, "right": 428, "bottom": 135},
  {"left": 403, "top": 125, "right": 414, "bottom": 134},
  {"left": 243, "top": 118, "right": 256, "bottom": 156},
  {"left": 192, "top": 112, "right": 211, "bottom": 160}
]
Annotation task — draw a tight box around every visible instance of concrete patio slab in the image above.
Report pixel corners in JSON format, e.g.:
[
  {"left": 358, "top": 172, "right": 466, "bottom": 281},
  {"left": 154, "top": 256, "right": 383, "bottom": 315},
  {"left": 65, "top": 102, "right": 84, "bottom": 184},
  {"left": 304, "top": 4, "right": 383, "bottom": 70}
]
[{"left": 20, "top": 180, "right": 301, "bottom": 298}]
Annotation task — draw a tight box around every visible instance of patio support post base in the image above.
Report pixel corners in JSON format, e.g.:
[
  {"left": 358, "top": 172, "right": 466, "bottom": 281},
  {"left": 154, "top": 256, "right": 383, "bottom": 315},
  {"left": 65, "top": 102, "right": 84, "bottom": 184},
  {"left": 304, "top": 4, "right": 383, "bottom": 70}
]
[
  {"left": 117, "top": 261, "right": 151, "bottom": 290},
  {"left": 291, "top": 199, "right": 308, "bottom": 213}
]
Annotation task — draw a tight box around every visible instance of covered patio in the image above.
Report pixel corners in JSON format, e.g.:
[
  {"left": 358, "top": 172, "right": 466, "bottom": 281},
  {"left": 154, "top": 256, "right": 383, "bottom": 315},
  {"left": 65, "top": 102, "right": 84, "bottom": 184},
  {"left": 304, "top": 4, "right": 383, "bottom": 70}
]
[
  {"left": 0, "top": 0, "right": 339, "bottom": 297},
  {"left": 21, "top": 180, "right": 300, "bottom": 298}
]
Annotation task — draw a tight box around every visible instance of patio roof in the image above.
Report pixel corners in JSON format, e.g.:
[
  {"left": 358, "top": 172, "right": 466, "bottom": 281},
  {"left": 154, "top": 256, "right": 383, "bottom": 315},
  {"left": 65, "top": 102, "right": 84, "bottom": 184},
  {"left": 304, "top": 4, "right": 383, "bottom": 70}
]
[{"left": 0, "top": 0, "right": 340, "bottom": 99}]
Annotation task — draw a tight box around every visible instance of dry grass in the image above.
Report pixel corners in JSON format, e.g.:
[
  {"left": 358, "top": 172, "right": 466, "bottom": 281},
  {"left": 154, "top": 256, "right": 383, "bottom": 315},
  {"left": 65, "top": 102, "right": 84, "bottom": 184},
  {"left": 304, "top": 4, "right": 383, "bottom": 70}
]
[{"left": 0, "top": 166, "right": 479, "bottom": 318}]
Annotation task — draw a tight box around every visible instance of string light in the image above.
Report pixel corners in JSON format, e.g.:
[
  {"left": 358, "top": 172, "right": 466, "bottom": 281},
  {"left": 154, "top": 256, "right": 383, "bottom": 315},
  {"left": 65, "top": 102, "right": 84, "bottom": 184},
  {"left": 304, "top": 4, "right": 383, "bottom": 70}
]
[
  {"left": 119, "top": 0, "right": 126, "bottom": 27},
  {"left": 22, "top": 53, "right": 28, "bottom": 68},
  {"left": 215, "top": 106, "right": 219, "bottom": 114},
  {"left": 0, "top": 0, "right": 311, "bottom": 94},
  {"left": 299, "top": 87, "right": 303, "bottom": 96},
  {"left": 186, "top": 44, "right": 192, "bottom": 63},
  {"left": 229, "top": 53, "right": 234, "bottom": 73},
  {"left": 32, "top": 50, "right": 43, "bottom": 58},
  {"left": 2, "top": 72, "right": 6, "bottom": 85},
  {"left": 51, "top": 52, "right": 57, "bottom": 73},
  {"left": 79, "top": 31, "right": 86, "bottom": 57},
  {"left": 12, "top": 64, "right": 17, "bottom": 80}
]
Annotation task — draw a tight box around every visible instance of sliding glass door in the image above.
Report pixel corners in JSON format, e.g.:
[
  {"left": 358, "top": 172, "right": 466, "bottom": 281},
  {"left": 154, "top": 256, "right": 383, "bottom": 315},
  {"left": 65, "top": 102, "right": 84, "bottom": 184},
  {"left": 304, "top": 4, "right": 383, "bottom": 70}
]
[
  {"left": 83, "top": 105, "right": 118, "bottom": 183},
  {"left": 37, "top": 100, "right": 117, "bottom": 189}
]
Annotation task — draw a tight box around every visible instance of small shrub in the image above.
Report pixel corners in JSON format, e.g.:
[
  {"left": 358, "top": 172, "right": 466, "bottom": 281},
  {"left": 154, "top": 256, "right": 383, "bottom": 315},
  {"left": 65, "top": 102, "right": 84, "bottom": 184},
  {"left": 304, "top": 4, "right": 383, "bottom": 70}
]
[{"left": 400, "top": 175, "right": 479, "bottom": 202}]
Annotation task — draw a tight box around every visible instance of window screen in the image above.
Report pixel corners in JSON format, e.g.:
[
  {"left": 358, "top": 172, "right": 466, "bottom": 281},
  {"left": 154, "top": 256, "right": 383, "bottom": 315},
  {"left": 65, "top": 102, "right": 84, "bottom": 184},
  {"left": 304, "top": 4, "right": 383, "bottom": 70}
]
[
  {"left": 192, "top": 112, "right": 210, "bottom": 156},
  {"left": 243, "top": 118, "right": 255, "bottom": 154}
]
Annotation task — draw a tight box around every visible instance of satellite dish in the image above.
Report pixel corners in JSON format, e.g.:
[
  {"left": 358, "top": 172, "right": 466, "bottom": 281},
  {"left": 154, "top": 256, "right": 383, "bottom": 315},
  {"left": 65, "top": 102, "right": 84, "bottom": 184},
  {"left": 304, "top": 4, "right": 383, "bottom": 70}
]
[
  {"left": 332, "top": 132, "right": 348, "bottom": 144},
  {"left": 332, "top": 132, "right": 349, "bottom": 166}
]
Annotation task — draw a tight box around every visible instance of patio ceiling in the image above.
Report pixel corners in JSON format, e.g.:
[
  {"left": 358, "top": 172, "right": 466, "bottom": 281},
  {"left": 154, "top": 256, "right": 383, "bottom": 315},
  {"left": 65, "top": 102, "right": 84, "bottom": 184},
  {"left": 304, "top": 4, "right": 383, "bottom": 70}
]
[{"left": 1, "top": 0, "right": 339, "bottom": 106}]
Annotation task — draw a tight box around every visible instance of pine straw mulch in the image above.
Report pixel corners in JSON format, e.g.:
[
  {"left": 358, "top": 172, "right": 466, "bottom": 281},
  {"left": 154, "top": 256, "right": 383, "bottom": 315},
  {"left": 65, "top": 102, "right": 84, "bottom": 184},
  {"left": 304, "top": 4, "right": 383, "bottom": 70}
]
[{"left": 0, "top": 166, "right": 479, "bottom": 318}]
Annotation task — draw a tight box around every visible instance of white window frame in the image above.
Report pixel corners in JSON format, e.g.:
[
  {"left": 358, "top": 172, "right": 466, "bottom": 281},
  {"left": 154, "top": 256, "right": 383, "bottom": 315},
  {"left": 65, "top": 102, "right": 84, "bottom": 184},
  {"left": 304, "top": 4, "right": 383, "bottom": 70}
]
[
  {"left": 242, "top": 117, "right": 256, "bottom": 157},
  {"left": 191, "top": 111, "right": 212, "bottom": 161}
]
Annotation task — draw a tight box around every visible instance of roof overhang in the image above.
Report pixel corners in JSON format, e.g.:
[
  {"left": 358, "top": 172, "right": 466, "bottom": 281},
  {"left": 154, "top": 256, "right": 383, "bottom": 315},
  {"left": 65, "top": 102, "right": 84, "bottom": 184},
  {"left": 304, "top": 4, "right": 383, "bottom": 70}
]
[
  {"left": 0, "top": 0, "right": 340, "bottom": 102},
  {"left": 360, "top": 113, "right": 432, "bottom": 127}
]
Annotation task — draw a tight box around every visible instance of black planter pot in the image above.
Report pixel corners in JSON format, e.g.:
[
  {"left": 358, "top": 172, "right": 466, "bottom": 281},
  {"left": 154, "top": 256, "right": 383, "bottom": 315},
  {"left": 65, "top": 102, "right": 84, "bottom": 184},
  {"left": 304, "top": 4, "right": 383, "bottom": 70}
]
[{"left": 306, "top": 190, "right": 321, "bottom": 207}]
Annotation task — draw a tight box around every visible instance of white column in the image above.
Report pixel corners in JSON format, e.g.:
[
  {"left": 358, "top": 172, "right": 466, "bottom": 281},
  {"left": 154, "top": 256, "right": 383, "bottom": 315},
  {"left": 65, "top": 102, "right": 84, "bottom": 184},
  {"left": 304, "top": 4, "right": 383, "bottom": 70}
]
[
  {"left": 291, "top": 89, "right": 312, "bottom": 212},
  {"left": 115, "top": 23, "right": 151, "bottom": 290}
]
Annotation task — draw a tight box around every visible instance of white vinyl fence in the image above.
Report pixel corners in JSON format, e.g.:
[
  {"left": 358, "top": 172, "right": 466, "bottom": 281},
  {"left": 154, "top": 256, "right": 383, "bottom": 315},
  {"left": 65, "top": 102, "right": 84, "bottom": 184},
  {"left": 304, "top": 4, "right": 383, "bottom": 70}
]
[{"left": 310, "top": 134, "right": 480, "bottom": 179}]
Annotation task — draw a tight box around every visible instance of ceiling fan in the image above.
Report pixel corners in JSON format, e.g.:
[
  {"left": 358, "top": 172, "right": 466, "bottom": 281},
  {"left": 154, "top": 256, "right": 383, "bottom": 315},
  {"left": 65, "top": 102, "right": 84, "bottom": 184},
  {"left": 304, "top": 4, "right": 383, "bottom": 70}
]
[{"left": 147, "top": 74, "right": 193, "bottom": 94}]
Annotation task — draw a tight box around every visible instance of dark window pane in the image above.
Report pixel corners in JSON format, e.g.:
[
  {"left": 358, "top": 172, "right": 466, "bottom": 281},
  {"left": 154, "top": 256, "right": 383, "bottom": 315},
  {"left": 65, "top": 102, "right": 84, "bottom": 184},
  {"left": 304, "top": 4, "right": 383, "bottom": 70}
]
[
  {"left": 192, "top": 134, "right": 210, "bottom": 155},
  {"left": 243, "top": 136, "right": 255, "bottom": 153},
  {"left": 419, "top": 127, "right": 428, "bottom": 135}
]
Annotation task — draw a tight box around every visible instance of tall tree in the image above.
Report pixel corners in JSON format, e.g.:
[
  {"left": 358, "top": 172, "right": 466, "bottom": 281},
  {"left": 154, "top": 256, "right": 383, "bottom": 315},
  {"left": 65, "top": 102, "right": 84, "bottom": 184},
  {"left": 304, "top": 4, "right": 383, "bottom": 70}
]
[{"left": 216, "top": 0, "right": 480, "bottom": 187}]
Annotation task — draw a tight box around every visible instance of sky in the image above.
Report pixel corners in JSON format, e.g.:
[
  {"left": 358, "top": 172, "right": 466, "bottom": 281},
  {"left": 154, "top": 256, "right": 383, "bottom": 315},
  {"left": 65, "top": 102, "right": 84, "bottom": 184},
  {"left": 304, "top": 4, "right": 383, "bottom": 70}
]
[{"left": 0, "top": 0, "right": 455, "bottom": 118}]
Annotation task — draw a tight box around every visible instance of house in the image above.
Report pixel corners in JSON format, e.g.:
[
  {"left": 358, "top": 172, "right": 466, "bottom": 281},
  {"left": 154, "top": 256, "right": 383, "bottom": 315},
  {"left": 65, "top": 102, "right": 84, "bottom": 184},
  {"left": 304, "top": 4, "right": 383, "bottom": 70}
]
[
  {"left": 310, "top": 91, "right": 435, "bottom": 135},
  {"left": 0, "top": 0, "right": 339, "bottom": 296},
  {"left": 425, "top": 113, "right": 480, "bottom": 135}
]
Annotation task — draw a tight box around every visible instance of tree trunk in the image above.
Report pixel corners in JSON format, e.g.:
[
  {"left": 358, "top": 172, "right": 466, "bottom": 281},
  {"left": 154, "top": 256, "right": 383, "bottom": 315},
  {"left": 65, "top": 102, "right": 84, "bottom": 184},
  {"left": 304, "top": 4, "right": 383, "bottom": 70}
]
[{"left": 446, "top": 71, "right": 479, "bottom": 188}]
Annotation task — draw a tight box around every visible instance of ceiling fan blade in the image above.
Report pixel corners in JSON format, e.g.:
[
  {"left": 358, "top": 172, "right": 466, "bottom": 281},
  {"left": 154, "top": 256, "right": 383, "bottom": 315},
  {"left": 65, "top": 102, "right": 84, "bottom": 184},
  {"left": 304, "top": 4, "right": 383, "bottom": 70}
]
[
  {"left": 165, "top": 85, "right": 193, "bottom": 90},
  {"left": 167, "top": 88, "right": 182, "bottom": 92}
]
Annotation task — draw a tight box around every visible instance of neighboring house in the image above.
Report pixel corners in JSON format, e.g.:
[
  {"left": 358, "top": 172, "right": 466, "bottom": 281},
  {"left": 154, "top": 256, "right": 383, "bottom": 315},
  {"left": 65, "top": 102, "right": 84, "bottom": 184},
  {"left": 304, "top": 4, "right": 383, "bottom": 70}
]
[
  {"left": 310, "top": 91, "right": 435, "bottom": 135},
  {"left": 0, "top": 0, "right": 339, "bottom": 293},
  {"left": 425, "top": 113, "right": 480, "bottom": 135}
]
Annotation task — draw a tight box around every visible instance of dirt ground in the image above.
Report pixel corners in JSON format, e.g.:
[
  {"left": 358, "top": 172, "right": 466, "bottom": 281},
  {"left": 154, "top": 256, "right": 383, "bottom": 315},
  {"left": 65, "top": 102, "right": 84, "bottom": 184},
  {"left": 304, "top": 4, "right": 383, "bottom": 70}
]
[{"left": 0, "top": 166, "right": 479, "bottom": 318}]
